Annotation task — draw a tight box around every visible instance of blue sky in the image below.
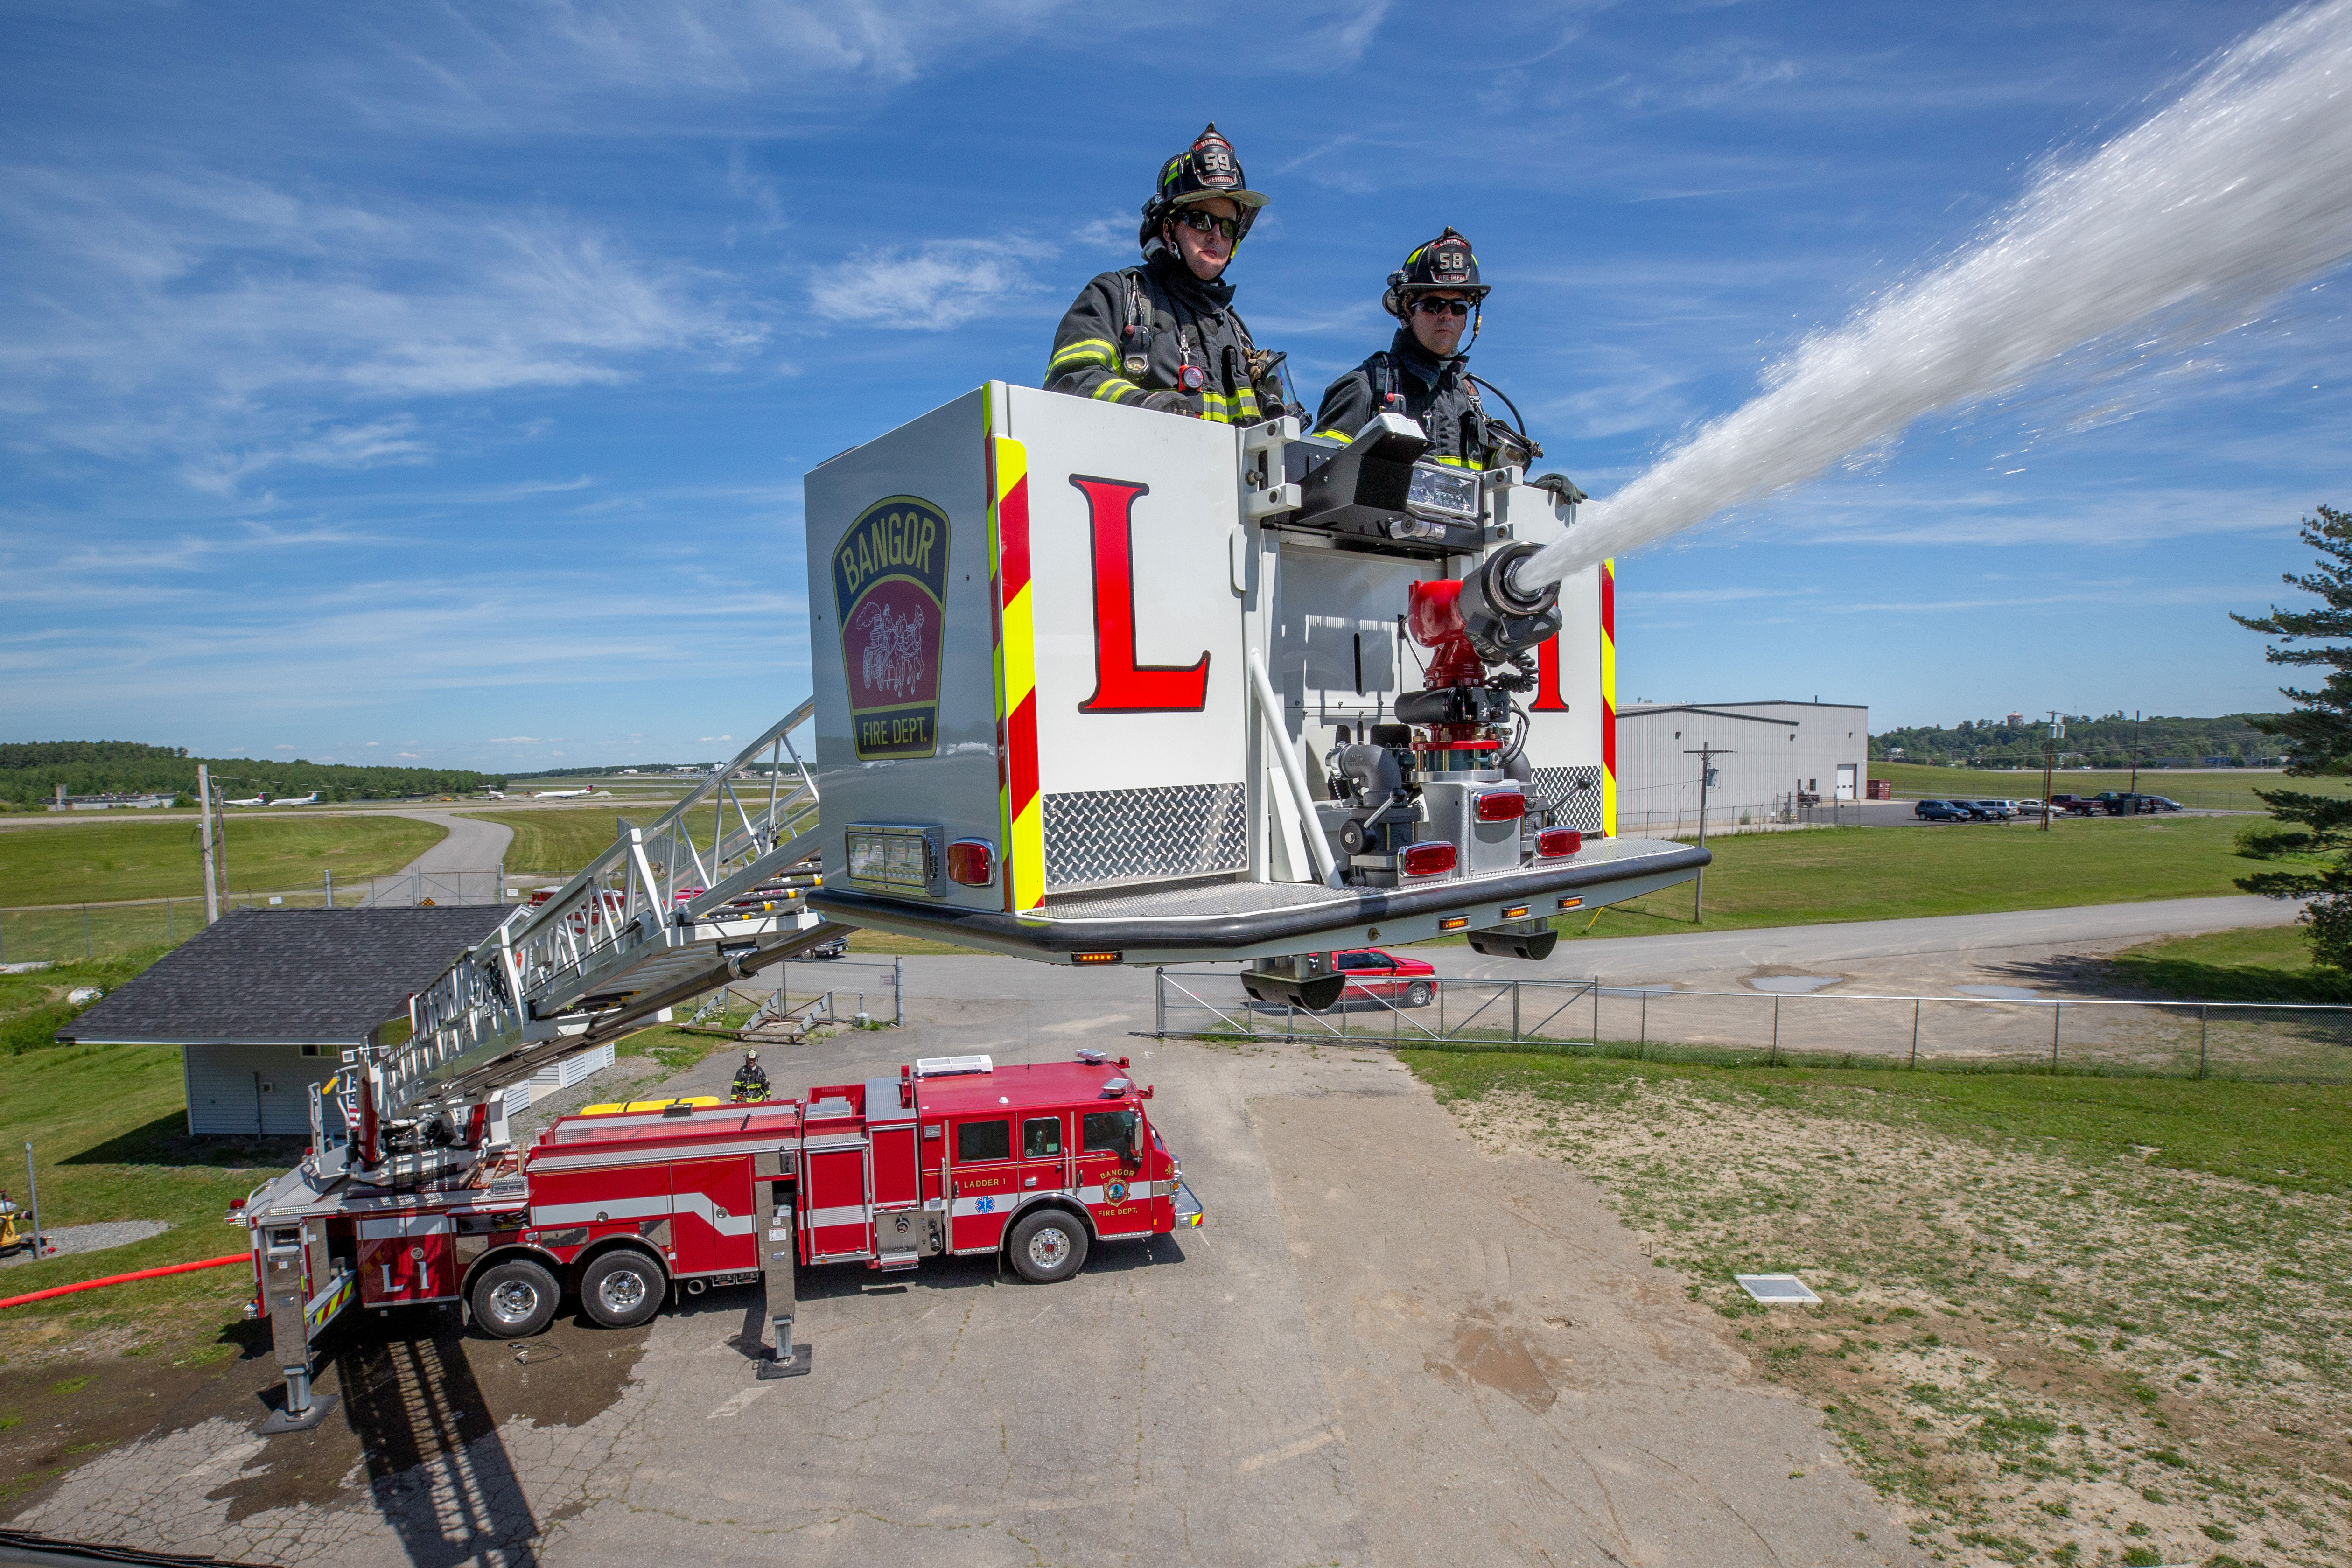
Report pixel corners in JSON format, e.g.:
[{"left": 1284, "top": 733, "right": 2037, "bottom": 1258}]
[{"left": 4, "top": 0, "right": 2346, "bottom": 772}]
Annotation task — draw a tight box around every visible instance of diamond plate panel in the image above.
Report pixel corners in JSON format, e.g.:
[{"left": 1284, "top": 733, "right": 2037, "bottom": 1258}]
[
  {"left": 1043, "top": 783, "right": 1248, "bottom": 893},
  {"left": 1531, "top": 766, "right": 1605, "bottom": 834}
]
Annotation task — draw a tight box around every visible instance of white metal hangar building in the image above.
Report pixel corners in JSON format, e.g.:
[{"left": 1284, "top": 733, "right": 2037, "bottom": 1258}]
[{"left": 1613, "top": 702, "right": 1869, "bottom": 836}]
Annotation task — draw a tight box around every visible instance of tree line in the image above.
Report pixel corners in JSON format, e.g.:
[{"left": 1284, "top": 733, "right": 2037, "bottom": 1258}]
[{"left": 0, "top": 740, "right": 500, "bottom": 807}]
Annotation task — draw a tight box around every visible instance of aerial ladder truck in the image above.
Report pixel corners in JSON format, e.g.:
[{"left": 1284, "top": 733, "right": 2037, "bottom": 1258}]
[{"left": 235, "top": 384, "right": 1703, "bottom": 1432}]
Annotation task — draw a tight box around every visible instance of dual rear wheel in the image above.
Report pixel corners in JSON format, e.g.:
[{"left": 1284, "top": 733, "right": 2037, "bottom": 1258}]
[{"left": 467, "top": 1247, "right": 666, "bottom": 1339}]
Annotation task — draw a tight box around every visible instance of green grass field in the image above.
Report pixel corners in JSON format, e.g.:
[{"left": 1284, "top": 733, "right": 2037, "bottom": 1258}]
[
  {"left": 0, "top": 816, "right": 444, "bottom": 907},
  {"left": 1405, "top": 1049, "right": 2352, "bottom": 1192},
  {"left": 1551, "top": 814, "right": 2260, "bottom": 941},
  {"left": 0, "top": 951, "right": 286, "bottom": 1366},
  {"left": 2104, "top": 923, "right": 2350, "bottom": 1003},
  {"left": 1870, "top": 760, "right": 2352, "bottom": 811},
  {"left": 463, "top": 807, "right": 727, "bottom": 877}
]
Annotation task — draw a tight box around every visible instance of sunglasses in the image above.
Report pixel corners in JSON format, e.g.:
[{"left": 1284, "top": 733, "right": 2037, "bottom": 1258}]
[
  {"left": 1412, "top": 297, "right": 1473, "bottom": 318},
  {"left": 1174, "top": 209, "right": 1241, "bottom": 241}
]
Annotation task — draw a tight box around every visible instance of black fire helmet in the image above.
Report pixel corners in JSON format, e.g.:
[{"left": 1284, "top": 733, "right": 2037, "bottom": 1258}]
[
  {"left": 1383, "top": 226, "right": 1490, "bottom": 319},
  {"left": 1138, "top": 122, "right": 1269, "bottom": 252}
]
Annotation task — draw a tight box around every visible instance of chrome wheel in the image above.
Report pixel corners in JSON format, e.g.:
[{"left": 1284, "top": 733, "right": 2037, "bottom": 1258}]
[
  {"left": 597, "top": 1267, "right": 648, "bottom": 1316},
  {"left": 1025, "top": 1225, "right": 1072, "bottom": 1271},
  {"left": 488, "top": 1280, "right": 542, "bottom": 1328}
]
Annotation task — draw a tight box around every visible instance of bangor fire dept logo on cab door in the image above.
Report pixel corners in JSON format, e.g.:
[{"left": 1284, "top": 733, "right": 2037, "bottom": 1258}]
[{"left": 835, "top": 495, "right": 950, "bottom": 761}]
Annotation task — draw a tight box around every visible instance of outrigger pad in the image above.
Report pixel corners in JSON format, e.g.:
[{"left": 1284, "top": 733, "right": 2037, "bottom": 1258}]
[
  {"left": 258, "top": 1391, "right": 340, "bottom": 1435},
  {"left": 757, "top": 1344, "right": 814, "bottom": 1380}
]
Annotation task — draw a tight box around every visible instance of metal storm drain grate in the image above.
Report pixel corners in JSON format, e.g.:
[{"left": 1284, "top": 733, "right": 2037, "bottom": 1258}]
[{"left": 1735, "top": 1274, "right": 1821, "bottom": 1304}]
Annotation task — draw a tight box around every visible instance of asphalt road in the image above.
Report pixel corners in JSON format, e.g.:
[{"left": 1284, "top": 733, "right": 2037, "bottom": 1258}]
[{"left": 354, "top": 810, "right": 517, "bottom": 904}]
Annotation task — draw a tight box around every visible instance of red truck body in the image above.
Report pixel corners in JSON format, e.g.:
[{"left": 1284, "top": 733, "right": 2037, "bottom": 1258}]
[{"left": 243, "top": 1054, "right": 1191, "bottom": 1344}]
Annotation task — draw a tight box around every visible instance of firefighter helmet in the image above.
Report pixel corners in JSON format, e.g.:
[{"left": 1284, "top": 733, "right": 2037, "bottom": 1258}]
[
  {"left": 1139, "top": 122, "right": 1268, "bottom": 251},
  {"left": 1382, "top": 226, "right": 1489, "bottom": 319}
]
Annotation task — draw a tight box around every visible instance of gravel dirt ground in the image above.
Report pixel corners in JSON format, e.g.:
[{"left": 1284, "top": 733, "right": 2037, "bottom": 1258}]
[
  {"left": 1435, "top": 1073, "right": 2352, "bottom": 1567},
  {"left": 2, "top": 974, "right": 1919, "bottom": 1566}
]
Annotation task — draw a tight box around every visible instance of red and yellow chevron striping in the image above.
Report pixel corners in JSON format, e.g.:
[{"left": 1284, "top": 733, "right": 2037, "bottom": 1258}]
[
  {"left": 988, "top": 427, "right": 1044, "bottom": 911},
  {"left": 1601, "top": 558, "right": 1617, "bottom": 838}
]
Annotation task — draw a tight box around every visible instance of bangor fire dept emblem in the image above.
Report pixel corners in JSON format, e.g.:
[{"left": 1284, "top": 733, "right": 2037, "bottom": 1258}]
[
  {"left": 834, "top": 495, "right": 950, "bottom": 761},
  {"left": 1102, "top": 1175, "right": 1130, "bottom": 1204}
]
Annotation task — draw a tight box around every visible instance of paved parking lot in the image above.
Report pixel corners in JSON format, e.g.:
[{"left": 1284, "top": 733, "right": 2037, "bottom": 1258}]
[{"left": 13, "top": 967, "right": 1917, "bottom": 1566}]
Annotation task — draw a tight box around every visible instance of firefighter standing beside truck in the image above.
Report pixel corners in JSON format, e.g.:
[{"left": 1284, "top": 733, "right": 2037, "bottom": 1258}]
[
  {"left": 1045, "top": 123, "right": 1290, "bottom": 423},
  {"left": 1313, "top": 226, "right": 1538, "bottom": 470}
]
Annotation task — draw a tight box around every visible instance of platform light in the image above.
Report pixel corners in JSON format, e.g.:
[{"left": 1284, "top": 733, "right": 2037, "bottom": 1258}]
[
  {"left": 1399, "top": 841, "right": 1457, "bottom": 876},
  {"left": 1474, "top": 791, "right": 1525, "bottom": 822},
  {"left": 1556, "top": 896, "right": 1583, "bottom": 911},
  {"left": 1071, "top": 950, "right": 1123, "bottom": 965},
  {"left": 1437, "top": 915, "right": 1470, "bottom": 931},
  {"left": 1535, "top": 827, "right": 1582, "bottom": 858},
  {"left": 1500, "top": 904, "right": 1529, "bottom": 920}
]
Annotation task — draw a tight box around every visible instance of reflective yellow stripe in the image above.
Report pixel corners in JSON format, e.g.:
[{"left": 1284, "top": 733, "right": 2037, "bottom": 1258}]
[
  {"left": 1431, "top": 454, "right": 1477, "bottom": 469},
  {"left": 1314, "top": 427, "right": 1354, "bottom": 441},
  {"left": 1050, "top": 338, "right": 1117, "bottom": 371},
  {"left": 1091, "top": 378, "right": 1146, "bottom": 403}
]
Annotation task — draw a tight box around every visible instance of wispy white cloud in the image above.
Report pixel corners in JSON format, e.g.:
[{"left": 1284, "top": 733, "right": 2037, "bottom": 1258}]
[
  {"left": 0, "top": 167, "right": 768, "bottom": 489},
  {"left": 811, "top": 238, "right": 1050, "bottom": 330}
]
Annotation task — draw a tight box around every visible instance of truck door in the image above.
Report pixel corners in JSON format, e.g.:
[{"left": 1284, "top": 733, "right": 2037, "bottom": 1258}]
[
  {"left": 801, "top": 1142, "right": 872, "bottom": 1262},
  {"left": 1018, "top": 1111, "right": 1071, "bottom": 1199},
  {"left": 947, "top": 1115, "right": 1015, "bottom": 1253},
  {"left": 670, "top": 1156, "right": 756, "bottom": 1276},
  {"left": 1078, "top": 1107, "right": 1149, "bottom": 1238}
]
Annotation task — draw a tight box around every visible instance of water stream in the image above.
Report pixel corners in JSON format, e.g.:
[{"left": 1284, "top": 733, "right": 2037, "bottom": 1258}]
[{"left": 1521, "top": 0, "right": 2352, "bottom": 588}]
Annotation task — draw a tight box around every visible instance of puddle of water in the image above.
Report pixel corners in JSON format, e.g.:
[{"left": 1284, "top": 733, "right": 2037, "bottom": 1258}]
[
  {"left": 1953, "top": 984, "right": 2040, "bottom": 1001},
  {"left": 1746, "top": 975, "right": 1840, "bottom": 995}
]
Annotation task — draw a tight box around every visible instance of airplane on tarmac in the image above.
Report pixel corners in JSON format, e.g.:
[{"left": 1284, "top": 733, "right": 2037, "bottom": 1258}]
[
  {"left": 532, "top": 787, "right": 592, "bottom": 799},
  {"left": 275, "top": 792, "right": 321, "bottom": 806},
  {"left": 223, "top": 795, "right": 268, "bottom": 807}
]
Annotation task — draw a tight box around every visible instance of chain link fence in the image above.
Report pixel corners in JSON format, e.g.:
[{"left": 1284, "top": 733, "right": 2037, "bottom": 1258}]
[{"left": 1151, "top": 969, "right": 2352, "bottom": 1083}]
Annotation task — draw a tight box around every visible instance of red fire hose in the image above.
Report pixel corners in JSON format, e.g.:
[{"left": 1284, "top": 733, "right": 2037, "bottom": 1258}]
[{"left": 0, "top": 1252, "right": 248, "bottom": 1310}]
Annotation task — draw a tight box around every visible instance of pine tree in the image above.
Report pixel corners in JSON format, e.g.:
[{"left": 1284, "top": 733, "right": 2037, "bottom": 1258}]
[{"left": 2232, "top": 504, "right": 2352, "bottom": 967}]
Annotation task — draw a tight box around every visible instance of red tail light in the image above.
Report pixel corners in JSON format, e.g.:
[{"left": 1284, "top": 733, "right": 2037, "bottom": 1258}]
[
  {"left": 1399, "top": 841, "right": 1457, "bottom": 876},
  {"left": 946, "top": 839, "right": 995, "bottom": 886},
  {"left": 1536, "top": 828, "right": 1582, "bottom": 858},
  {"left": 1474, "top": 791, "right": 1525, "bottom": 822}
]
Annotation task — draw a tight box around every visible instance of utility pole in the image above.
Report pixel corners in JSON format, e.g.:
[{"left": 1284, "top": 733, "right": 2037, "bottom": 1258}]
[
  {"left": 1685, "top": 744, "right": 1733, "bottom": 921},
  {"left": 2129, "top": 709, "right": 2142, "bottom": 793},
  {"left": 196, "top": 764, "right": 221, "bottom": 925},
  {"left": 2042, "top": 712, "right": 2063, "bottom": 832}
]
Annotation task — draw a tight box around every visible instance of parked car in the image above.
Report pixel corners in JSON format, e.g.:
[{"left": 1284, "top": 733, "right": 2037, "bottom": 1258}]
[
  {"left": 2093, "top": 791, "right": 2158, "bottom": 815},
  {"left": 1333, "top": 947, "right": 1437, "bottom": 1008},
  {"left": 1970, "top": 799, "right": 2015, "bottom": 821},
  {"left": 2148, "top": 796, "right": 2185, "bottom": 812},
  {"left": 1914, "top": 799, "right": 1972, "bottom": 821},
  {"left": 2014, "top": 798, "right": 2049, "bottom": 817},
  {"left": 805, "top": 933, "right": 850, "bottom": 959},
  {"left": 2048, "top": 793, "right": 2096, "bottom": 816}
]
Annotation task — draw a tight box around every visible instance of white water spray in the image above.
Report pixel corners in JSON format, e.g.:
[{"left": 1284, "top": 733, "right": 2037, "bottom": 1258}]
[{"left": 1523, "top": 0, "right": 2352, "bottom": 589}]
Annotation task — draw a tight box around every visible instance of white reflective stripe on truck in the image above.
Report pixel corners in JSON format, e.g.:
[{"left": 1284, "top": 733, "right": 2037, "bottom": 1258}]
[{"left": 530, "top": 1193, "right": 757, "bottom": 1236}]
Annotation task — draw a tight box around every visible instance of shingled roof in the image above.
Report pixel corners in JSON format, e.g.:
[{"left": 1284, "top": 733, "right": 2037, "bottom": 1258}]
[{"left": 62, "top": 905, "right": 514, "bottom": 1047}]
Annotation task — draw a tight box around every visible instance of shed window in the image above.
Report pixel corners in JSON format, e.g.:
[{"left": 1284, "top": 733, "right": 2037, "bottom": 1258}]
[{"left": 955, "top": 1120, "right": 1010, "bottom": 1163}]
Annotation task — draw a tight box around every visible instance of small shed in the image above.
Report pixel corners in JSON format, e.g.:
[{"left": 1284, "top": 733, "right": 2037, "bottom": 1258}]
[{"left": 61, "top": 906, "right": 515, "bottom": 1136}]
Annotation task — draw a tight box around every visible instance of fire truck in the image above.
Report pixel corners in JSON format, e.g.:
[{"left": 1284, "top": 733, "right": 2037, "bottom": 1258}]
[
  {"left": 234, "top": 385, "right": 1704, "bottom": 1433},
  {"left": 239, "top": 1049, "right": 1192, "bottom": 1425}
]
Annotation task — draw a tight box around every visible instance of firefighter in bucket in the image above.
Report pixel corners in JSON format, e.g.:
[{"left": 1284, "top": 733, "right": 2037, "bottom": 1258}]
[
  {"left": 1314, "top": 226, "right": 1540, "bottom": 471},
  {"left": 1045, "top": 122, "right": 1293, "bottom": 423}
]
